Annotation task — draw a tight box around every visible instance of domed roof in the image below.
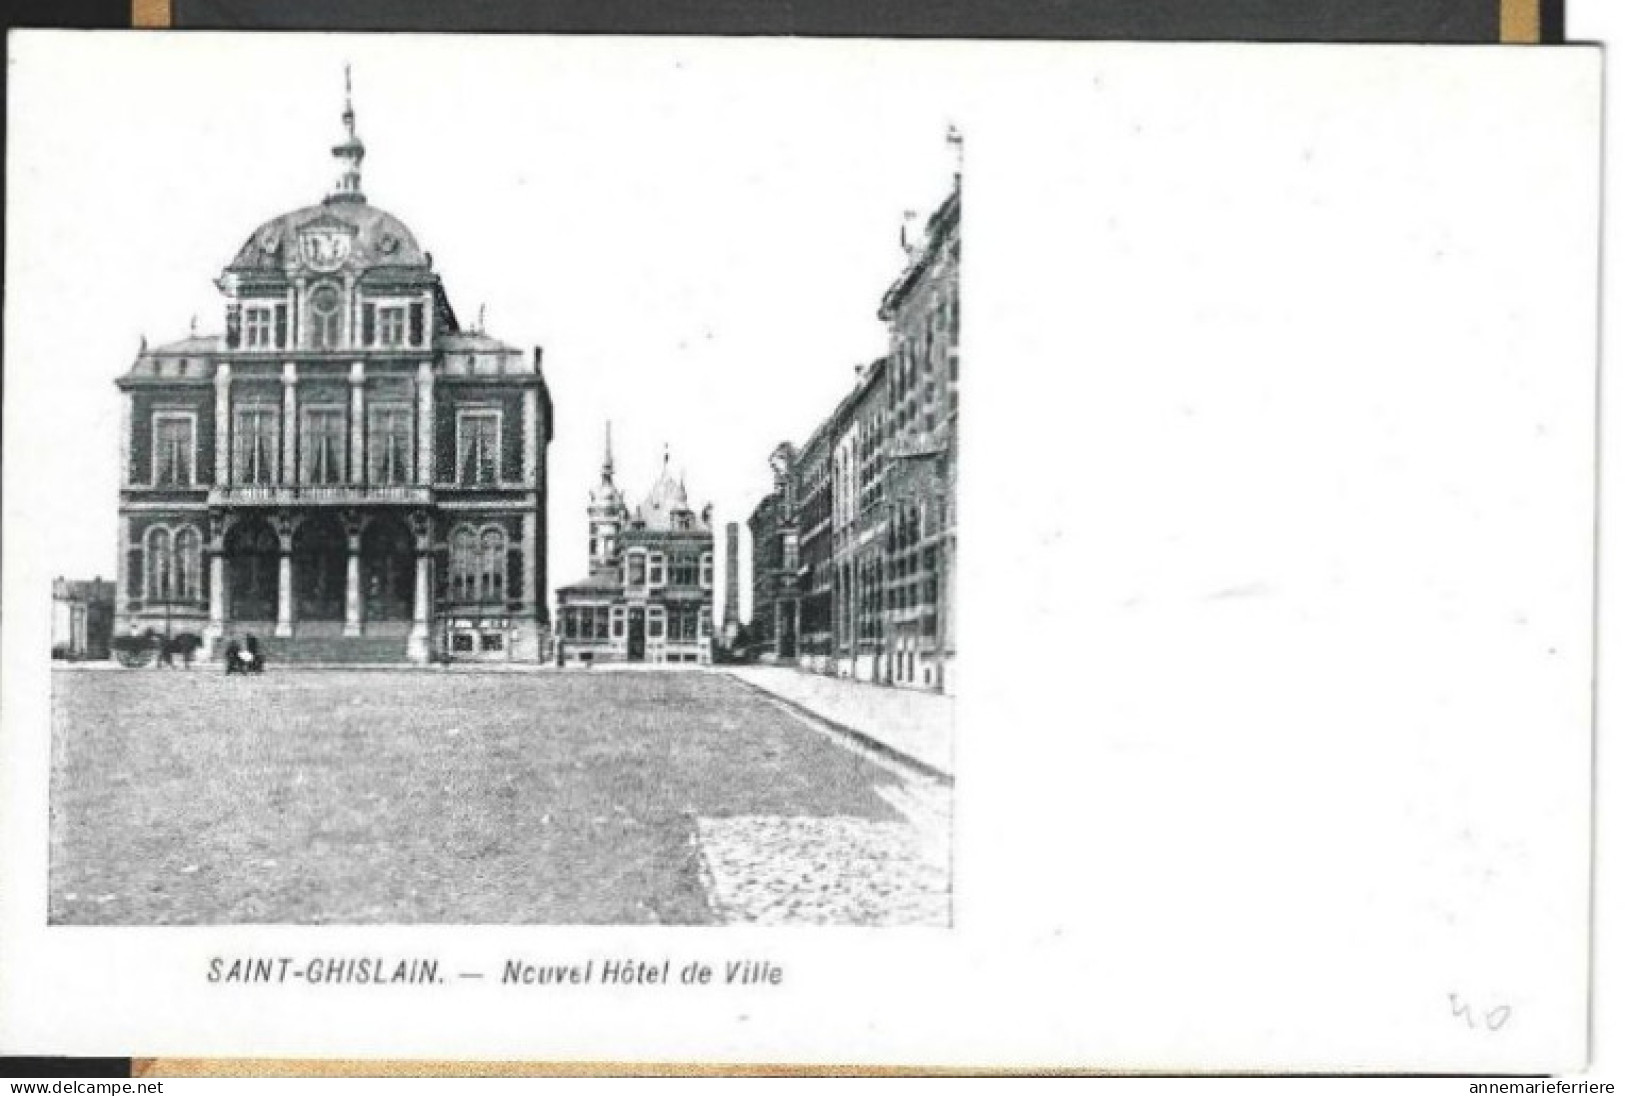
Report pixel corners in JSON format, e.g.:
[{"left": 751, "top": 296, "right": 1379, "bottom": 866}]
[{"left": 227, "top": 200, "right": 428, "bottom": 273}]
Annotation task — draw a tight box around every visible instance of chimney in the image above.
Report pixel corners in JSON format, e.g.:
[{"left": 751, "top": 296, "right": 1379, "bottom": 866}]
[{"left": 724, "top": 523, "right": 742, "bottom": 630}]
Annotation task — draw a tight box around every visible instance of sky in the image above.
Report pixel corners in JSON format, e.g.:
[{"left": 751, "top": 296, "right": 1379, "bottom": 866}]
[{"left": 5, "top": 32, "right": 962, "bottom": 623}]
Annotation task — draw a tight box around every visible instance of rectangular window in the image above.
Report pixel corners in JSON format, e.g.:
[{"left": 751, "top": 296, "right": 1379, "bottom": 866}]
[
  {"left": 452, "top": 633, "right": 475, "bottom": 652},
  {"left": 480, "top": 633, "right": 505, "bottom": 652},
  {"left": 301, "top": 407, "right": 346, "bottom": 485},
  {"left": 243, "top": 306, "right": 275, "bottom": 349},
  {"left": 628, "top": 552, "right": 646, "bottom": 587},
  {"left": 378, "top": 306, "right": 407, "bottom": 348},
  {"left": 670, "top": 555, "right": 699, "bottom": 587},
  {"left": 701, "top": 553, "right": 714, "bottom": 588},
  {"left": 456, "top": 410, "right": 501, "bottom": 485},
  {"left": 648, "top": 612, "right": 665, "bottom": 640},
  {"left": 153, "top": 414, "right": 194, "bottom": 486},
  {"left": 649, "top": 553, "right": 666, "bottom": 587},
  {"left": 409, "top": 301, "right": 426, "bottom": 346},
  {"left": 233, "top": 406, "right": 279, "bottom": 485},
  {"left": 612, "top": 611, "right": 625, "bottom": 638},
  {"left": 368, "top": 405, "right": 413, "bottom": 485},
  {"left": 672, "top": 610, "right": 698, "bottom": 642},
  {"left": 594, "top": 607, "right": 610, "bottom": 641}
]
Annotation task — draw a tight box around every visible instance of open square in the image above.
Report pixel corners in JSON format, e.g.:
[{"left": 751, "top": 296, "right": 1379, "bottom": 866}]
[{"left": 49, "top": 668, "right": 949, "bottom": 926}]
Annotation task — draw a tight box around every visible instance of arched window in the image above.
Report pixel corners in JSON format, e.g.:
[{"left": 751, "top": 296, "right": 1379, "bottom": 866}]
[
  {"left": 479, "top": 529, "right": 506, "bottom": 602},
  {"left": 145, "top": 527, "right": 173, "bottom": 601},
  {"left": 449, "top": 526, "right": 477, "bottom": 602},
  {"left": 174, "top": 525, "right": 203, "bottom": 602}
]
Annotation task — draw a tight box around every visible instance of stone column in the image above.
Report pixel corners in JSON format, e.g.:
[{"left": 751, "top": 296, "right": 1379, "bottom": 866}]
[
  {"left": 349, "top": 361, "right": 366, "bottom": 485},
  {"left": 118, "top": 389, "right": 132, "bottom": 489},
  {"left": 416, "top": 361, "right": 435, "bottom": 485},
  {"left": 207, "top": 551, "right": 226, "bottom": 652},
  {"left": 281, "top": 362, "right": 299, "bottom": 486},
  {"left": 344, "top": 274, "right": 358, "bottom": 350},
  {"left": 343, "top": 511, "right": 363, "bottom": 636},
  {"left": 275, "top": 514, "right": 294, "bottom": 637},
  {"left": 214, "top": 363, "right": 232, "bottom": 486},
  {"left": 522, "top": 387, "right": 538, "bottom": 483},
  {"left": 293, "top": 277, "right": 308, "bottom": 348},
  {"left": 520, "top": 512, "right": 537, "bottom": 610},
  {"left": 408, "top": 511, "right": 431, "bottom": 664}
]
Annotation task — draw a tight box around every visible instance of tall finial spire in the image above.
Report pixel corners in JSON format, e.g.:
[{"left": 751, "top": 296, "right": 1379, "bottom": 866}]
[
  {"left": 327, "top": 63, "right": 366, "bottom": 204},
  {"left": 947, "top": 123, "right": 963, "bottom": 185},
  {"left": 602, "top": 421, "right": 615, "bottom": 480}
]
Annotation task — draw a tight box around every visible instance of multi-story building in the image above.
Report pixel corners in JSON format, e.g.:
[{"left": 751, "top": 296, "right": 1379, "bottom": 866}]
[
  {"left": 830, "top": 357, "right": 890, "bottom": 682},
  {"left": 746, "top": 443, "right": 799, "bottom": 661},
  {"left": 878, "top": 175, "right": 959, "bottom": 692},
  {"left": 114, "top": 74, "right": 554, "bottom": 664},
  {"left": 555, "top": 427, "right": 716, "bottom": 664},
  {"left": 792, "top": 419, "right": 835, "bottom": 671},
  {"left": 745, "top": 139, "right": 959, "bottom": 692}
]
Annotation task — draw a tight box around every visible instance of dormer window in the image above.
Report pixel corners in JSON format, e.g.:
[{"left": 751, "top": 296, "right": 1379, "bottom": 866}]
[
  {"left": 244, "top": 305, "right": 275, "bottom": 349},
  {"left": 378, "top": 305, "right": 407, "bottom": 347}
]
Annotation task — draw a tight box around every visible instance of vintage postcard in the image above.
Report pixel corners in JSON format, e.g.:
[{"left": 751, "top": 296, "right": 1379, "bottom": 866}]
[{"left": 0, "top": 31, "right": 1600, "bottom": 1071}]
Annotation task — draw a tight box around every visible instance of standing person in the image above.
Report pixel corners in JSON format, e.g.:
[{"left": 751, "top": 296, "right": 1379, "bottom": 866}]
[
  {"left": 224, "top": 639, "right": 242, "bottom": 675},
  {"left": 245, "top": 634, "right": 264, "bottom": 674}
]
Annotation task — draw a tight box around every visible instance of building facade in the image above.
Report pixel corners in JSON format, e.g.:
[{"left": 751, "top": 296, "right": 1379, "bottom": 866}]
[
  {"left": 115, "top": 76, "right": 553, "bottom": 664},
  {"left": 746, "top": 443, "right": 800, "bottom": 662},
  {"left": 52, "top": 577, "right": 117, "bottom": 661},
  {"left": 745, "top": 147, "right": 959, "bottom": 692},
  {"left": 830, "top": 357, "right": 890, "bottom": 683},
  {"left": 555, "top": 429, "right": 716, "bottom": 664},
  {"left": 876, "top": 177, "right": 959, "bottom": 692}
]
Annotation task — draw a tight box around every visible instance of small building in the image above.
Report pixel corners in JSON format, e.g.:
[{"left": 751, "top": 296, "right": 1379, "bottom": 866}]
[
  {"left": 555, "top": 428, "right": 716, "bottom": 665},
  {"left": 52, "top": 577, "right": 117, "bottom": 660}
]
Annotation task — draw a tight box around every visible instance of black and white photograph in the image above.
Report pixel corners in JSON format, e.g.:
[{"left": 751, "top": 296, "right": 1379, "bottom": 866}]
[
  {"left": 29, "top": 41, "right": 958, "bottom": 929},
  {"left": 0, "top": 30, "right": 1603, "bottom": 1072}
]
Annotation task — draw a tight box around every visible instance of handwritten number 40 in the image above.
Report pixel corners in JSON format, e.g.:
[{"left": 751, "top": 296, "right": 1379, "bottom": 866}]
[{"left": 1451, "top": 994, "right": 1512, "bottom": 1032}]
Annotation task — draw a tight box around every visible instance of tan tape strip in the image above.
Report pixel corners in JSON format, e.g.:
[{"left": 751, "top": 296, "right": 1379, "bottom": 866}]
[
  {"left": 1501, "top": 0, "right": 1541, "bottom": 43},
  {"left": 131, "top": 0, "right": 172, "bottom": 28}
]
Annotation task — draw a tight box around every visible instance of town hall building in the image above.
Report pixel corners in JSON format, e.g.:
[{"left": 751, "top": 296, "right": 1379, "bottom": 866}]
[
  {"left": 555, "top": 427, "right": 716, "bottom": 664},
  {"left": 115, "top": 73, "right": 554, "bottom": 663}
]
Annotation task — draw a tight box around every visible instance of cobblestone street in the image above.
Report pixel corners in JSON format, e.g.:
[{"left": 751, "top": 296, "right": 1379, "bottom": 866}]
[{"left": 50, "top": 668, "right": 951, "bottom": 926}]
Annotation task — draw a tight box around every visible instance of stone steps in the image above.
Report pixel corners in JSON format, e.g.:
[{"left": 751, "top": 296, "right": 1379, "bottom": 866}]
[{"left": 254, "top": 635, "right": 411, "bottom": 664}]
